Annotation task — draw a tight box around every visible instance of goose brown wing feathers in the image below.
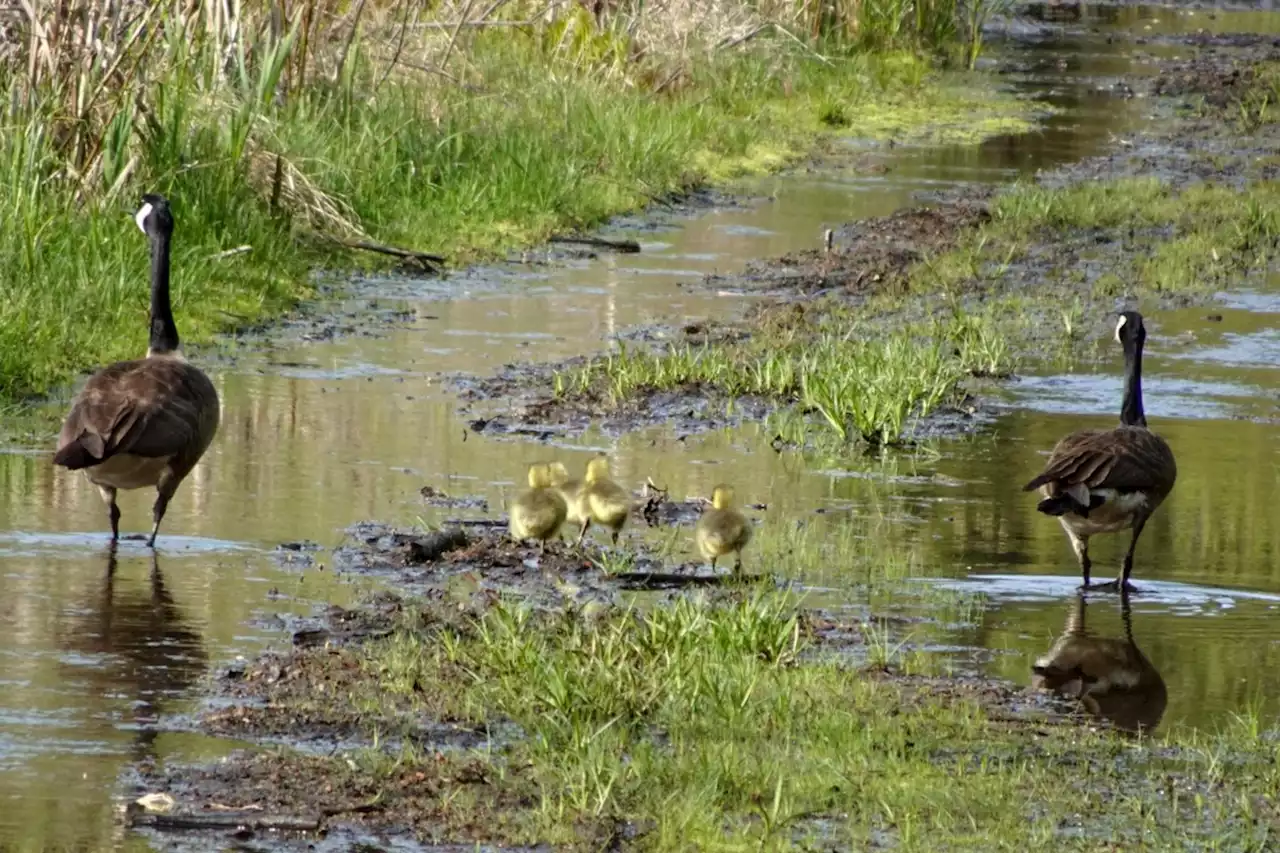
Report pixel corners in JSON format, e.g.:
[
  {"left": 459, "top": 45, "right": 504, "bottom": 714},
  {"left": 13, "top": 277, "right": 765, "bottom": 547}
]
[
  {"left": 54, "top": 359, "right": 218, "bottom": 469},
  {"left": 1023, "top": 427, "right": 1175, "bottom": 495}
]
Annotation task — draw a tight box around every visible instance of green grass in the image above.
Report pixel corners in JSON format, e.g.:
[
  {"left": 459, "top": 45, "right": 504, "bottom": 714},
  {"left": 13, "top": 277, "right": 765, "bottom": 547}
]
[
  {"left": 0, "top": 2, "right": 1039, "bottom": 405},
  {"left": 151, "top": 508, "right": 1280, "bottom": 849},
  {"left": 915, "top": 178, "right": 1280, "bottom": 296},
  {"left": 1232, "top": 61, "right": 1280, "bottom": 131},
  {"left": 556, "top": 308, "right": 1014, "bottom": 447},
  {"left": 249, "top": 583, "right": 1280, "bottom": 850}
]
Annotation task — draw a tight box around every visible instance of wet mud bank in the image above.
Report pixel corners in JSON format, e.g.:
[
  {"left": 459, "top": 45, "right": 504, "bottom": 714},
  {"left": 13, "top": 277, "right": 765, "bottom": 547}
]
[
  {"left": 457, "top": 24, "right": 1280, "bottom": 445},
  {"left": 124, "top": 529, "right": 1096, "bottom": 851},
  {"left": 124, "top": 548, "right": 1280, "bottom": 850}
]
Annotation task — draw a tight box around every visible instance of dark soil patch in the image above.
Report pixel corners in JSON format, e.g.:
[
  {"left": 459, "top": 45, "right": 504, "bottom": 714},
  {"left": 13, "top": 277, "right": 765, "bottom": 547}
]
[
  {"left": 126, "top": 747, "right": 559, "bottom": 850},
  {"left": 704, "top": 202, "right": 992, "bottom": 299},
  {"left": 327, "top": 518, "right": 760, "bottom": 600}
]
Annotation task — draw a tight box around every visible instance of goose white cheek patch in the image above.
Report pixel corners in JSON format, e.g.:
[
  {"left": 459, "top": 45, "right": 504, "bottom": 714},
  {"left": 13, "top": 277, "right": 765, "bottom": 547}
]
[
  {"left": 1114, "top": 314, "right": 1127, "bottom": 342},
  {"left": 134, "top": 203, "right": 153, "bottom": 234}
]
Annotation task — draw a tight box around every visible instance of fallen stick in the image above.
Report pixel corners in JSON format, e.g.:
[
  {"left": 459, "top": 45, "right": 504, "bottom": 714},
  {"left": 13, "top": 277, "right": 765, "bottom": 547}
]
[
  {"left": 128, "top": 811, "right": 322, "bottom": 832},
  {"left": 325, "top": 237, "right": 446, "bottom": 271},
  {"left": 613, "top": 572, "right": 735, "bottom": 590},
  {"left": 548, "top": 234, "right": 641, "bottom": 253},
  {"left": 715, "top": 23, "right": 770, "bottom": 51},
  {"left": 208, "top": 245, "right": 253, "bottom": 261}
]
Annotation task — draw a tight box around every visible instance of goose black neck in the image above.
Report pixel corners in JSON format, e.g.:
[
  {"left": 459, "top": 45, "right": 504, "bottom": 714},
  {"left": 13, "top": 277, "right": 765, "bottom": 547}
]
[
  {"left": 148, "top": 230, "right": 179, "bottom": 355},
  {"left": 1119, "top": 333, "right": 1146, "bottom": 427}
]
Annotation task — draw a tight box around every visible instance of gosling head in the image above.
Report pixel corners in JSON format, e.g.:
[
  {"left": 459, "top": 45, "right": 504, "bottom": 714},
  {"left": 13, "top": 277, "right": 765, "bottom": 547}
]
[
  {"left": 585, "top": 457, "right": 611, "bottom": 483},
  {"left": 548, "top": 461, "right": 571, "bottom": 486},
  {"left": 710, "top": 485, "right": 736, "bottom": 510},
  {"left": 527, "top": 463, "right": 553, "bottom": 489}
]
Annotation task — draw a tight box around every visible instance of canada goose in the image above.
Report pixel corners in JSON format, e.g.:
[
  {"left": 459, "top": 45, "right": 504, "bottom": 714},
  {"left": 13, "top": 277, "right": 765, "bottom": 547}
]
[
  {"left": 548, "top": 461, "right": 587, "bottom": 536},
  {"left": 694, "top": 484, "right": 752, "bottom": 573},
  {"left": 53, "top": 195, "right": 220, "bottom": 547},
  {"left": 1023, "top": 311, "right": 1176, "bottom": 590},
  {"left": 1032, "top": 590, "right": 1167, "bottom": 735},
  {"left": 577, "top": 456, "right": 631, "bottom": 546},
  {"left": 509, "top": 463, "right": 568, "bottom": 552}
]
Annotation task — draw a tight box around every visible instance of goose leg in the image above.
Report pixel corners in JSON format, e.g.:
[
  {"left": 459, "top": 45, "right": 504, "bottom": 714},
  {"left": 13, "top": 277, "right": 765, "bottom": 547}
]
[
  {"left": 147, "top": 481, "right": 178, "bottom": 548},
  {"left": 710, "top": 555, "right": 718, "bottom": 572},
  {"left": 733, "top": 551, "right": 743, "bottom": 575},
  {"left": 1117, "top": 516, "right": 1148, "bottom": 592},
  {"left": 575, "top": 518, "right": 590, "bottom": 546},
  {"left": 97, "top": 485, "right": 120, "bottom": 541},
  {"left": 1066, "top": 528, "right": 1091, "bottom": 588}
]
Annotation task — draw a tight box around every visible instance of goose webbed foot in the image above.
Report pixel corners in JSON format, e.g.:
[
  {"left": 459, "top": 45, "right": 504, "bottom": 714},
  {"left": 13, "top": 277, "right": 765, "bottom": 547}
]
[{"left": 1084, "top": 578, "right": 1141, "bottom": 594}]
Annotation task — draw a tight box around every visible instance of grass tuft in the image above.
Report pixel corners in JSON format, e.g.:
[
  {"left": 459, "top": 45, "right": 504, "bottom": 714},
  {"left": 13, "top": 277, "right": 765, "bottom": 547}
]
[{"left": 556, "top": 309, "right": 1014, "bottom": 447}]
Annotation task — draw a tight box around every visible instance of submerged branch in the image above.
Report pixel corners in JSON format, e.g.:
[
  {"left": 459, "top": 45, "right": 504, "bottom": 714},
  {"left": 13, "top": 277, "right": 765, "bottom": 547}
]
[
  {"left": 324, "top": 237, "right": 446, "bottom": 272},
  {"left": 549, "top": 234, "right": 642, "bottom": 253}
]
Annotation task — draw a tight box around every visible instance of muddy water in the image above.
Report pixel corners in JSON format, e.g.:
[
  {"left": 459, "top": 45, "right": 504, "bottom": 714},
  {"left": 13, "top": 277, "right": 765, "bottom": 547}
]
[{"left": 0, "top": 7, "right": 1271, "bottom": 850}]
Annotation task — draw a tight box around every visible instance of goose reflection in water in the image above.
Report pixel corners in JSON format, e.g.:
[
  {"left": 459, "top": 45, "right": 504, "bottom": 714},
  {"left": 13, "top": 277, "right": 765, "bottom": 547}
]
[
  {"left": 57, "top": 547, "right": 207, "bottom": 760},
  {"left": 1031, "top": 590, "right": 1167, "bottom": 735}
]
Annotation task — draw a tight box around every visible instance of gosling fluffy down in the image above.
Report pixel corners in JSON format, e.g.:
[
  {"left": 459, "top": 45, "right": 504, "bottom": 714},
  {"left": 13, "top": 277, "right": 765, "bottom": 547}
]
[
  {"left": 695, "top": 485, "right": 752, "bottom": 572},
  {"left": 578, "top": 457, "right": 631, "bottom": 545},
  {"left": 548, "top": 461, "right": 587, "bottom": 530},
  {"left": 509, "top": 463, "right": 568, "bottom": 551}
]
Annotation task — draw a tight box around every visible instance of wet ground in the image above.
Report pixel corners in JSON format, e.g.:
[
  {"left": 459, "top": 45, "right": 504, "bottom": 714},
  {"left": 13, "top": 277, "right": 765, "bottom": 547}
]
[{"left": 2, "top": 3, "right": 1280, "bottom": 850}]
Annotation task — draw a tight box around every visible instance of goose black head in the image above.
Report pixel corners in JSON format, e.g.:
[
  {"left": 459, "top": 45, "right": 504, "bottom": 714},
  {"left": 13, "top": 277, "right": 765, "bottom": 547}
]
[
  {"left": 1114, "top": 310, "right": 1146, "bottom": 348},
  {"left": 134, "top": 194, "right": 174, "bottom": 238}
]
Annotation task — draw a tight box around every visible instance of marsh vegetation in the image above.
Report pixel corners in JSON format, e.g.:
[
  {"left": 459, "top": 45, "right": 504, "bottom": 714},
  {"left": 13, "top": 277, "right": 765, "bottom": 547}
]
[
  {"left": 552, "top": 61, "right": 1280, "bottom": 449},
  {"left": 144, "top": 520, "right": 1280, "bottom": 850},
  {"left": 0, "top": 0, "right": 1024, "bottom": 403}
]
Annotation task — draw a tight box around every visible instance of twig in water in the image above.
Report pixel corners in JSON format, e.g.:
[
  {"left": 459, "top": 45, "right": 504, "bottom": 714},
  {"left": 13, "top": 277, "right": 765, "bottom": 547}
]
[
  {"left": 325, "top": 236, "right": 446, "bottom": 272},
  {"left": 549, "top": 234, "right": 641, "bottom": 253}
]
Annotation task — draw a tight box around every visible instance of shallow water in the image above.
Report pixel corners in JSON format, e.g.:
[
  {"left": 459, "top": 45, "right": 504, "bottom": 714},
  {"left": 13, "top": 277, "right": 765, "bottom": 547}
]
[{"left": 0, "top": 7, "right": 1276, "bottom": 850}]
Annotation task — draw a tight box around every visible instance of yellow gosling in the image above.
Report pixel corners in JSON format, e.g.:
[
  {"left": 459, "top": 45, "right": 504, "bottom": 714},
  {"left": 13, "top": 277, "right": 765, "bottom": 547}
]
[
  {"left": 695, "top": 485, "right": 752, "bottom": 573},
  {"left": 509, "top": 463, "right": 568, "bottom": 552},
  {"left": 579, "top": 457, "right": 631, "bottom": 545},
  {"left": 548, "top": 461, "right": 587, "bottom": 536}
]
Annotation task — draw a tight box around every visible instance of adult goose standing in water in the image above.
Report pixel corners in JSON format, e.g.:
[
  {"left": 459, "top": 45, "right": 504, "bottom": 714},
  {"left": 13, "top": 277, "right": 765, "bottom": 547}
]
[
  {"left": 1023, "top": 311, "right": 1176, "bottom": 591},
  {"left": 53, "top": 195, "right": 220, "bottom": 547}
]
